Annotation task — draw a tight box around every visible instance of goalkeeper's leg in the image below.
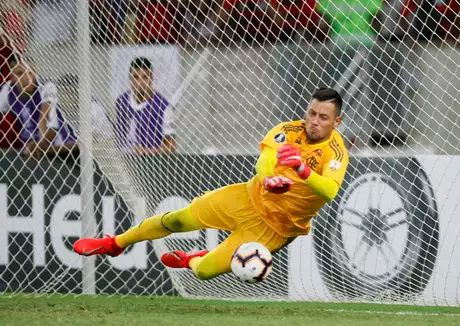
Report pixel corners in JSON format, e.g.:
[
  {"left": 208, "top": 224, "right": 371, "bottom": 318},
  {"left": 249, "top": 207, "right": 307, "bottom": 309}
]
[
  {"left": 162, "top": 182, "right": 293, "bottom": 280},
  {"left": 182, "top": 222, "right": 290, "bottom": 280},
  {"left": 73, "top": 182, "right": 284, "bottom": 280},
  {"left": 73, "top": 206, "right": 206, "bottom": 257},
  {"left": 74, "top": 183, "right": 247, "bottom": 256}
]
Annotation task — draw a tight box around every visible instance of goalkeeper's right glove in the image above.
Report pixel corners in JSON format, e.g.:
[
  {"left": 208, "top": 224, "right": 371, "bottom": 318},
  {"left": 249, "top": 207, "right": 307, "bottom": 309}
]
[
  {"left": 277, "top": 144, "right": 311, "bottom": 179},
  {"left": 263, "top": 176, "right": 293, "bottom": 194}
]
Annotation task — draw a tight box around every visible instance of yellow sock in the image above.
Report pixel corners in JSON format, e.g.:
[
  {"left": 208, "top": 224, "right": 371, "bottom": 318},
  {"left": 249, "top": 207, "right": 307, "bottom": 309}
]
[
  {"left": 115, "top": 206, "right": 204, "bottom": 248},
  {"left": 115, "top": 213, "right": 172, "bottom": 248},
  {"left": 189, "top": 254, "right": 226, "bottom": 280},
  {"left": 189, "top": 256, "right": 204, "bottom": 274}
]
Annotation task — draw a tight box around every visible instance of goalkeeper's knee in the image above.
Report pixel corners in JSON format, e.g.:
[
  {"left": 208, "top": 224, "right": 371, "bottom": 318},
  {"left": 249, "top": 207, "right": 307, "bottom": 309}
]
[{"left": 162, "top": 206, "right": 203, "bottom": 233}]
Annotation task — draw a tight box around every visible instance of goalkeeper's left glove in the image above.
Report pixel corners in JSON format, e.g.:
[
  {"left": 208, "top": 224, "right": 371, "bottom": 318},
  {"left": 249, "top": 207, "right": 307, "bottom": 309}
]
[
  {"left": 263, "top": 176, "right": 293, "bottom": 194},
  {"left": 276, "top": 144, "right": 311, "bottom": 179}
]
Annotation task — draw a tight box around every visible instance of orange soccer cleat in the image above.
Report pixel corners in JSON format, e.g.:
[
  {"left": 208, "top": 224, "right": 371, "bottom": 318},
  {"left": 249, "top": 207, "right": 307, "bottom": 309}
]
[
  {"left": 161, "top": 250, "right": 209, "bottom": 269},
  {"left": 73, "top": 234, "right": 125, "bottom": 257}
]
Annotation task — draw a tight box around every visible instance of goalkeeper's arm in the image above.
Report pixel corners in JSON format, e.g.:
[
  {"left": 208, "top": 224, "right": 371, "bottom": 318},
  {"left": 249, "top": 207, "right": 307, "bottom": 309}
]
[
  {"left": 276, "top": 144, "right": 339, "bottom": 202},
  {"left": 255, "top": 146, "right": 277, "bottom": 181},
  {"left": 256, "top": 147, "right": 293, "bottom": 193},
  {"left": 303, "top": 171, "right": 339, "bottom": 202}
]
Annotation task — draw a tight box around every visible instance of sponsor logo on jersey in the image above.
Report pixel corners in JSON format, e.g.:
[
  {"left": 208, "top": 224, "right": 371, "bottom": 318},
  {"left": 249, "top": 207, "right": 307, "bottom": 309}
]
[
  {"left": 329, "top": 159, "right": 341, "bottom": 171},
  {"left": 281, "top": 124, "right": 304, "bottom": 133},
  {"left": 274, "top": 133, "right": 286, "bottom": 143}
]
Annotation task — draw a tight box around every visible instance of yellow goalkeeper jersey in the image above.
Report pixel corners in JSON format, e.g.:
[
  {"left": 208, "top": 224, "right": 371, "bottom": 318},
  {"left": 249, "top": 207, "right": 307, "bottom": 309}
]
[{"left": 247, "top": 120, "right": 349, "bottom": 237}]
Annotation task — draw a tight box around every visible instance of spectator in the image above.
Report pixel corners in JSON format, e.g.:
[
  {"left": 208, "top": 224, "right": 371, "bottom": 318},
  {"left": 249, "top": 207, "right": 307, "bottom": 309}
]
[
  {"left": 180, "top": 0, "right": 218, "bottom": 46},
  {"left": 439, "top": 0, "right": 460, "bottom": 41},
  {"left": 0, "top": 81, "right": 22, "bottom": 149},
  {"left": 7, "top": 54, "right": 78, "bottom": 160},
  {"left": 199, "top": 0, "right": 321, "bottom": 46},
  {"left": 115, "top": 57, "right": 176, "bottom": 155},
  {"left": 377, "top": 0, "right": 410, "bottom": 41},
  {"left": 203, "top": 0, "right": 283, "bottom": 45},
  {"left": 90, "top": 0, "right": 130, "bottom": 44},
  {"left": 316, "top": 0, "right": 384, "bottom": 94},
  {"left": 0, "top": 0, "right": 30, "bottom": 52},
  {"left": 136, "top": 0, "right": 181, "bottom": 44},
  {"left": 0, "top": 36, "right": 21, "bottom": 149},
  {"left": 400, "top": 0, "right": 460, "bottom": 42},
  {"left": 316, "top": 0, "right": 384, "bottom": 149},
  {"left": 270, "top": 0, "right": 320, "bottom": 42},
  {"left": 0, "top": 36, "right": 12, "bottom": 83},
  {"left": 317, "top": 0, "right": 383, "bottom": 49}
]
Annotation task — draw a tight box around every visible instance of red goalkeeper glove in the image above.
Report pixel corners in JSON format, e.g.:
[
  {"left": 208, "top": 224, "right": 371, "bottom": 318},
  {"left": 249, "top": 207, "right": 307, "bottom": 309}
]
[
  {"left": 277, "top": 144, "right": 311, "bottom": 179},
  {"left": 263, "top": 176, "right": 293, "bottom": 194}
]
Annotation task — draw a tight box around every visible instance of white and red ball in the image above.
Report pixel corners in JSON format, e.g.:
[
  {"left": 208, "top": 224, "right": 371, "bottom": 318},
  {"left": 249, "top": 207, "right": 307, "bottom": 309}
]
[{"left": 231, "top": 242, "right": 273, "bottom": 283}]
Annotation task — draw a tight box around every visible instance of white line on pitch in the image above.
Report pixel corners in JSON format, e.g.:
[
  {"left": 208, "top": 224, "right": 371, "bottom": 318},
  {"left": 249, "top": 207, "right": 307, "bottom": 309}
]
[{"left": 322, "top": 308, "right": 460, "bottom": 317}]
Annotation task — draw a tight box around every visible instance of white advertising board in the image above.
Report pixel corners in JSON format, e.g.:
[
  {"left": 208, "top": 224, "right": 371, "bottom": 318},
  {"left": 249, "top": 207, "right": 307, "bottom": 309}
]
[{"left": 289, "top": 156, "right": 460, "bottom": 306}]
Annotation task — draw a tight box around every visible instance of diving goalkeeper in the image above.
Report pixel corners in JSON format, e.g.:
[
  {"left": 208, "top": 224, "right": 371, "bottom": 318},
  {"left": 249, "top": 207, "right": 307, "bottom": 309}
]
[{"left": 73, "top": 87, "right": 349, "bottom": 280}]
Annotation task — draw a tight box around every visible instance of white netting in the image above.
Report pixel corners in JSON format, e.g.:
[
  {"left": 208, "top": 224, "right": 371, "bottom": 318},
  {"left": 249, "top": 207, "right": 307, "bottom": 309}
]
[{"left": 0, "top": 0, "right": 459, "bottom": 305}]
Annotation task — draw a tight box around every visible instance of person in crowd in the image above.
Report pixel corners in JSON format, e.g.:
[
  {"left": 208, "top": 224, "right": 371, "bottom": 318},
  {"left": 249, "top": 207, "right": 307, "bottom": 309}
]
[
  {"left": 115, "top": 57, "right": 176, "bottom": 155},
  {"left": 6, "top": 54, "right": 78, "bottom": 160}
]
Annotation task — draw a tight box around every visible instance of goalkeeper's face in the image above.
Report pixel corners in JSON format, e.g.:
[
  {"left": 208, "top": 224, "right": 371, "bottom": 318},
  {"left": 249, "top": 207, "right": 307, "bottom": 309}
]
[
  {"left": 130, "top": 67, "right": 153, "bottom": 97},
  {"left": 304, "top": 99, "right": 341, "bottom": 143}
]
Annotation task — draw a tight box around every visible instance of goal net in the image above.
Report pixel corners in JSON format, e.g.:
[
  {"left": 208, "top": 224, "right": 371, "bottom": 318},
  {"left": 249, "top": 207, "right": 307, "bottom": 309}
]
[{"left": 1, "top": 0, "right": 459, "bottom": 305}]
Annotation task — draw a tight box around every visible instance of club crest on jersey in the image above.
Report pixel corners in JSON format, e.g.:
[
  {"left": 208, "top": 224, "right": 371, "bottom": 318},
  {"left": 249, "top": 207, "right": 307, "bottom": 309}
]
[
  {"left": 305, "top": 156, "right": 319, "bottom": 169},
  {"left": 274, "top": 133, "right": 286, "bottom": 143},
  {"left": 329, "top": 160, "right": 341, "bottom": 171}
]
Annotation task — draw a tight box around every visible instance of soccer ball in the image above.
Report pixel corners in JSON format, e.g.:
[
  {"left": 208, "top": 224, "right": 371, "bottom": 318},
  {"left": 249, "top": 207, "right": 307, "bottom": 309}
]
[{"left": 231, "top": 242, "right": 273, "bottom": 283}]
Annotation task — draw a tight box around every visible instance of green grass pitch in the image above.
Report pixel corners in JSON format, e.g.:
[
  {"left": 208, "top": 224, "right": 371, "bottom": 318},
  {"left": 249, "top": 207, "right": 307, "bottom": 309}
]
[{"left": 1, "top": 294, "right": 460, "bottom": 325}]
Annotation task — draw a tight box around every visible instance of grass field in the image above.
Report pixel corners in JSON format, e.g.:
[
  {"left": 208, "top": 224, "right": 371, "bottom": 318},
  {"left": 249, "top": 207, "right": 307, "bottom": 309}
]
[{"left": 1, "top": 294, "right": 460, "bottom": 326}]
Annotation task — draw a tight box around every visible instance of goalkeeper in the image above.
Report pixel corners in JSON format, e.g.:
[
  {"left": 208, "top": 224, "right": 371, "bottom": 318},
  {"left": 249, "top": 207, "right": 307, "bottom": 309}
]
[{"left": 74, "top": 87, "right": 349, "bottom": 281}]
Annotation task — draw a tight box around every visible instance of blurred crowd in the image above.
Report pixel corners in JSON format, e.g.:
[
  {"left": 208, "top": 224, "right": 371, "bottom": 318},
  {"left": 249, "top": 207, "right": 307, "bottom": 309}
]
[
  {"left": 88, "top": 0, "right": 460, "bottom": 46},
  {"left": 0, "top": 0, "right": 458, "bottom": 48},
  {"left": 0, "top": 34, "right": 176, "bottom": 158},
  {"left": 0, "top": 0, "right": 459, "bottom": 157}
]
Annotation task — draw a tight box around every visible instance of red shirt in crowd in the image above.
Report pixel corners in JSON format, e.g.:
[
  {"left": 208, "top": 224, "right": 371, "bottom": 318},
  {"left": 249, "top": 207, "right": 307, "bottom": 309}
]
[
  {"left": 223, "top": 0, "right": 319, "bottom": 41},
  {"left": 137, "top": 0, "right": 179, "bottom": 44},
  {"left": 0, "top": 38, "right": 21, "bottom": 149},
  {"left": 402, "top": 0, "right": 460, "bottom": 39},
  {"left": 271, "top": 0, "right": 319, "bottom": 32}
]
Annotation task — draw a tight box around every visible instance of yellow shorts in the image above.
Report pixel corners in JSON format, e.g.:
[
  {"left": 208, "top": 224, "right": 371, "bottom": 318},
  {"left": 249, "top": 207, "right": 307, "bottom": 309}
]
[{"left": 189, "top": 183, "right": 292, "bottom": 275}]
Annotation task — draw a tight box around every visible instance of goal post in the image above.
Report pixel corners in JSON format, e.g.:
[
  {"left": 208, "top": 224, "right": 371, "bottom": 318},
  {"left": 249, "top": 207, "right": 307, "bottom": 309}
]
[
  {"left": 1, "top": 0, "right": 460, "bottom": 305},
  {"left": 76, "top": 0, "right": 95, "bottom": 296}
]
